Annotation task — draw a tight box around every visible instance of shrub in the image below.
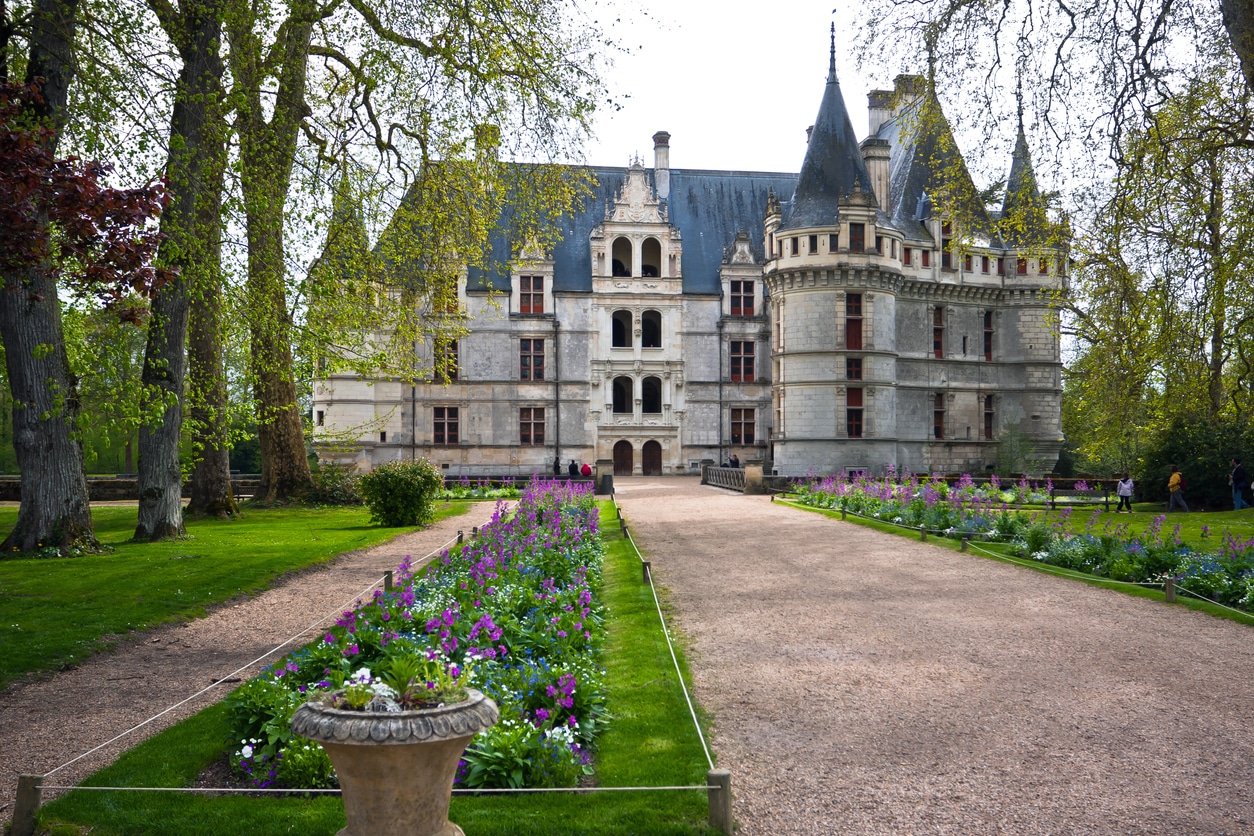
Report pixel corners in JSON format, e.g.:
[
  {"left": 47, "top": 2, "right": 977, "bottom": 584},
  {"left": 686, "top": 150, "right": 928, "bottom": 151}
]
[
  {"left": 305, "top": 462, "right": 364, "bottom": 506},
  {"left": 358, "top": 459, "right": 444, "bottom": 527}
]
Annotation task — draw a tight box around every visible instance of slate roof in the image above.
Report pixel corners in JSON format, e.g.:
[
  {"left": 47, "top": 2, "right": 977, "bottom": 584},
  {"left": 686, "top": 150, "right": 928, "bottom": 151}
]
[
  {"left": 999, "top": 119, "right": 1048, "bottom": 246},
  {"left": 874, "top": 92, "right": 996, "bottom": 244},
  {"left": 468, "top": 165, "right": 797, "bottom": 296},
  {"left": 779, "top": 32, "right": 876, "bottom": 232}
]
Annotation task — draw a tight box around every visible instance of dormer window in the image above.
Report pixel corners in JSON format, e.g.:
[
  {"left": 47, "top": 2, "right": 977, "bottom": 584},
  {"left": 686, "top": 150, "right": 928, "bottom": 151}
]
[
  {"left": 849, "top": 224, "right": 865, "bottom": 253},
  {"left": 731, "top": 280, "right": 754, "bottom": 316},
  {"left": 519, "top": 275, "right": 544, "bottom": 314}
]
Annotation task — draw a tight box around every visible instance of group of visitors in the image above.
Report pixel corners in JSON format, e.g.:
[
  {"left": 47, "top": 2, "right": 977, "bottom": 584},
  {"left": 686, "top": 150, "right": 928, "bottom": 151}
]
[
  {"left": 552, "top": 456, "right": 592, "bottom": 478},
  {"left": 1114, "top": 458, "right": 1249, "bottom": 513}
]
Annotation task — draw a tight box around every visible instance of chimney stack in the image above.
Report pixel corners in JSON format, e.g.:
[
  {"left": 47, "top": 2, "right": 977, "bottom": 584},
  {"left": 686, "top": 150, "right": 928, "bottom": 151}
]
[
  {"left": 867, "top": 90, "right": 893, "bottom": 136},
  {"left": 652, "top": 131, "right": 671, "bottom": 200}
]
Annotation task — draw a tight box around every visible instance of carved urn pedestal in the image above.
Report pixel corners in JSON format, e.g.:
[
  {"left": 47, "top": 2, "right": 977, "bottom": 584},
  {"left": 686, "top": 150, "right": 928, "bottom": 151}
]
[{"left": 290, "top": 689, "right": 499, "bottom": 836}]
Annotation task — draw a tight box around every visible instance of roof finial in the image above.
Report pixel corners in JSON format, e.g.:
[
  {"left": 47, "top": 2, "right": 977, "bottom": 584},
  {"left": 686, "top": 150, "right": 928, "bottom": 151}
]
[
  {"left": 1015, "top": 74, "right": 1024, "bottom": 132},
  {"left": 829, "top": 22, "right": 838, "bottom": 83}
]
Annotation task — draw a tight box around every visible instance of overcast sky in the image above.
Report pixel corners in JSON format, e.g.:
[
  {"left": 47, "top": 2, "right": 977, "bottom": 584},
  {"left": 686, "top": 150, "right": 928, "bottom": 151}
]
[{"left": 582, "top": 2, "right": 887, "bottom": 174}]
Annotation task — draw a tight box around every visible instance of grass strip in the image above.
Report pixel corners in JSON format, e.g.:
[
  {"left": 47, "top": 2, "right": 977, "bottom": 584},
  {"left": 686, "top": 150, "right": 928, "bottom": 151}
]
[
  {"left": 37, "top": 502, "right": 718, "bottom": 835},
  {"left": 0, "top": 504, "right": 468, "bottom": 690},
  {"left": 776, "top": 497, "right": 1254, "bottom": 628}
]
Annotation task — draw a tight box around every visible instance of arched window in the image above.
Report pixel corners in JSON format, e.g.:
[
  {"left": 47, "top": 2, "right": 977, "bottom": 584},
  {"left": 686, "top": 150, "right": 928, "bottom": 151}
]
[
  {"left": 612, "top": 237, "right": 632, "bottom": 277},
  {"left": 612, "top": 377, "right": 633, "bottom": 413},
  {"left": 641, "top": 237, "right": 661, "bottom": 277},
  {"left": 642, "top": 376, "right": 662, "bottom": 413},
  {"left": 641, "top": 310, "right": 661, "bottom": 348},
  {"left": 612, "top": 310, "right": 633, "bottom": 348}
]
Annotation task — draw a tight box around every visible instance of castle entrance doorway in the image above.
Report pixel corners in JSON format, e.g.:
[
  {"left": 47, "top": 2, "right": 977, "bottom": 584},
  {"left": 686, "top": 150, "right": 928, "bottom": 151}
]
[
  {"left": 642, "top": 440, "right": 662, "bottom": 476},
  {"left": 613, "top": 440, "right": 634, "bottom": 476}
]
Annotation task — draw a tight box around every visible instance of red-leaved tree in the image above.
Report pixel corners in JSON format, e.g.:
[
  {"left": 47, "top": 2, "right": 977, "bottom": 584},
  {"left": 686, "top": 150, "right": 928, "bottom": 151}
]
[{"left": 0, "top": 81, "right": 168, "bottom": 553}]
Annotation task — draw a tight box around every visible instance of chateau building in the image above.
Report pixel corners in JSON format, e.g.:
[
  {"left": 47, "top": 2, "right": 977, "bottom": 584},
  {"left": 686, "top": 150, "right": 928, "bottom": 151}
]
[{"left": 313, "top": 36, "right": 1065, "bottom": 478}]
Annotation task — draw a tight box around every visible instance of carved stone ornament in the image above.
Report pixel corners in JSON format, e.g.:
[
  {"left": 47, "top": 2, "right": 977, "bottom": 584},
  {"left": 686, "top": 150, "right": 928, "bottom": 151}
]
[
  {"left": 291, "top": 689, "right": 499, "bottom": 746},
  {"left": 614, "top": 282, "right": 630, "bottom": 289},
  {"left": 609, "top": 163, "right": 665, "bottom": 224}
]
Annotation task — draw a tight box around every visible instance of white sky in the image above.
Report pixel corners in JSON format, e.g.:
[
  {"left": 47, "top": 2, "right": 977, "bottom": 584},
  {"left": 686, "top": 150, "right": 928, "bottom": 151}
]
[{"left": 583, "top": 2, "right": 886, "bottom": 174}]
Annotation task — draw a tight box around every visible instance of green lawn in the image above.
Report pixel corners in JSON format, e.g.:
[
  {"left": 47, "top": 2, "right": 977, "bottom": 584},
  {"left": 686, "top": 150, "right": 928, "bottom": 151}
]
[
  {"left": 0, "top": 503, "right": 468, "bottom": 690},
  {"left": 1043, "top": 503, "right": 1254, "bottom": 548},
  {"left": 36, "top": 503, "right": 718, "bottom": 835}
]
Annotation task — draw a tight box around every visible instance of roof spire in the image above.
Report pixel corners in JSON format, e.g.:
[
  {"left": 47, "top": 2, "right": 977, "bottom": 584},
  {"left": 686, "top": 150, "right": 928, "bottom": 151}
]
[
  {"left": 828, "top": 22, "right": 837, "bottom": 83},
  {"left": 1015, "top": 74, "right": 1024, "bottom": 132}
]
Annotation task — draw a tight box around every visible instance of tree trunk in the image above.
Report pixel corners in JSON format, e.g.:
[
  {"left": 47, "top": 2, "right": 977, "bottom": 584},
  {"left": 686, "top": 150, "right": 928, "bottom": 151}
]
[
  {"left": 0, "top": 0, "right": 95, "bottom": 554},
  {"left": 1221, "top": 0, "right": 1254, "bottom": 95},
  {"left": 232, "top": 6, "right": 315, "bottom": 503},
  {"left": 187, "top": 109, "right": 236, "bottom": 518}
]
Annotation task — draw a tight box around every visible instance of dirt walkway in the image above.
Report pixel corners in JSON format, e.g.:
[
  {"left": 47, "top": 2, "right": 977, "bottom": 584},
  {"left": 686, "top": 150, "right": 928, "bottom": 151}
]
[
  {"left": 0, "top": 504, "right": 496, "bottom": 823},
  {"left": 615, "top": 477, "right": 1254, "bottom": 835}
]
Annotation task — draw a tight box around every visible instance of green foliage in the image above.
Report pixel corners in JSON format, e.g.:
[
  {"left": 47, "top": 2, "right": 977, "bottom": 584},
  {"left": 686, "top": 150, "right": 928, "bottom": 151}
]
[
  {"left": 995, "top": 422, "right": 1035, "bottom": 476},
  {"left": 1137, "top": 416, "right": 1254, "bottom": 507},
  {"left": 276, "top": 739, "right": 337, "bottom": 790},
  {"left": 357, "top": 459, "right": 444, "bottom": 527},
  {"left": 305, "top": 462, "right": 363, "bottom": 506}
]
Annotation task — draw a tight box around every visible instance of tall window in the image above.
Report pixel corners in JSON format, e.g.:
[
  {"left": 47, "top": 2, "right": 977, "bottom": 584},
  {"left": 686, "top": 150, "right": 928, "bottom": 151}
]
[
  {"left": 997, "top": 257, "right": 1005, "bottom": 275},
  {"left": 808, "top": 234, "right": 818, "bottom": 253},
  {"left": 642, "top": 376, "right": 662, "bottom": 413},
  {"left": 731, "top": 408, "right": 755, "bottom": 444},
  {"left": 520, "top": 339, "right": 544, "bottom": 380},
  {"left": 904, "top": 247, "right": 913, "bottom": 266},
  {"left": 846, "top": 357, "right": 863, "bottom": 380},
  {"left": 1038, "top": 258, "right": 1049, "bottom": 275},
  {"left": 642, "top": 310, "right": 662, "bottom": 348},
  {"left": 790, "top": 237, "right": 799, "bottom": 255},
  {"left": 519, "top": 275, "right": 544, "bottom": 314},
  {"left": 845, "top": 293, "right": 863, "bottom": 350},
  {"left": 1017, "top": 258, "right": 1028, "bottom": 275},
  {"left": 933, "top": 394, "right": 945, "bottom": 439},
  {"left": 983, "top": 311, "right": 994, "bottom": 361},
  {"left": 932, "top": 306, "right": 944, "bottom": 358},
  {"left": 963, "top": 254, "right": 972, "bottom": 271},
  {"left": 611, "top": 310, "right": 632, "bottom": 348},
  {"left": 922, "top": 250, "right": 931, "bottom": 267},
  {"left": 519, "top": 407, "right": 545, "bottom": 445},
  {"left": 433, "top": 339, "right": 459, "bottom": 381},
  {"left": 730, "top": 341, "right": 755, "bottom": 382},
  {"left": 941, "top": 239, "right": 952, "bottom": 268},
  {"left": 731, "top": 280, "right": 754, "bottom": 316},
  {"left": 984, "top": 395, "right": 995, "bottom": 439},
  {"left": 981, "top": 255, "right": 990, "bottom": 273},
  {"left": 434, "top": 407, "right": 459, "bottom": 445},
  {"left": 828, "top": 233, "right": 839, "bottom": 252},
  {"left": 612, "top": 377, "right": 632, "bottom": 413},
  {"left": 849, "top": 223, "right": 865, "bottom": 253},
  {"left": 875, "top": 235, "right": 883, "bottom": 254},
  {"left": 846, "top": 388, "right": 863, "bottom": 438}
]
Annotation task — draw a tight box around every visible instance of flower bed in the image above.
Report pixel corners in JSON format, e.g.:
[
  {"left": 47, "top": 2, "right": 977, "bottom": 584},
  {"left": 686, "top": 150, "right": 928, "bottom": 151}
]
[
  {"left": 1015, "top": 510, "right": 1254, "bottom": 610},
  {"left": 792, "top": 471, "right": 1038, "bottom": 542},
  {"left": 437, "top": 477, "right": 522, "bottom": 500},
  {"left": 225, "top": 478, "right": 605, "bottom": 790},
  {"left": 792, "top": 470, "right": 1254, "bottom": 613}
]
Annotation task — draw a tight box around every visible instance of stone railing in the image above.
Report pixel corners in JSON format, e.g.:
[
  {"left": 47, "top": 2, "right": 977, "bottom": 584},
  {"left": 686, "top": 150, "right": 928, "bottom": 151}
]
[{"left": 702, "top": 466, "right": 746, "bottom": 492}]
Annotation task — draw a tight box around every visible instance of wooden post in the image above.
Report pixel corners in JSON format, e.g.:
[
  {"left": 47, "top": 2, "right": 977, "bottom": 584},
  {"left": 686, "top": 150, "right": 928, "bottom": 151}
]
[
  {"left": 1165, "top": 578, "right": 1176, "bottom": 603},
  {"left": 960, "top": 538, "right": 969, "bottom": 552},
  {"left": 472, "top": 526, "right": 478, "bottom": 537},
  {"left": 642, "top": 561, "right": 651, "bottom": 583},
  {"left": 12, "top": 774, "right": 42, "bottom": 836},
  {"left": 707, "top": 768, "right": 732, "bottom": 835},
  {"left": 384, "top": 570, "right": 393, "bottom": 592},
  {"left": 920, "top": 526, "right": 927, "bottom": 542},
  {"left": 457, "top": 530, "right": 464, "bottom": 543},
  {"left": 841, "top": 506, "right": 847, "bottom": 520}
]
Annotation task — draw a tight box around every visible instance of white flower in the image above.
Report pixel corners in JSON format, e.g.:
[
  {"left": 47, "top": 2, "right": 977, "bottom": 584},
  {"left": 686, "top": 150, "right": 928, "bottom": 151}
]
[
  {"left": 240, "top": 745, "right": 254, "bottom": 759},
  {"left": 350, "top": 667, "right": 373, "bottom": 684}
]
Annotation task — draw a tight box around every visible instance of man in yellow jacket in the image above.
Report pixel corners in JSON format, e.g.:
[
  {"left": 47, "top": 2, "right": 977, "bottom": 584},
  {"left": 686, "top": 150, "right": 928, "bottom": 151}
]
[{"left": 1167, "top": 465, "right": 1189, "bottom": 512}]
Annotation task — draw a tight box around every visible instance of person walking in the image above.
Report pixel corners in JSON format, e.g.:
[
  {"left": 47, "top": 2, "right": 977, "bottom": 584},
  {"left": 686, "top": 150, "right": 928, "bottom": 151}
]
[
  {"left": 553, "top": 455, "right": 561, "bottom": 477},
  {"left": 1231, "top": 458, "right": 1249, "bottom": 510},
  {"left": 1115, "top": 473, "right": 1134, "bottom": 513},
  {"left": 1167, "top": 465, "right": 1189, "bottom": 512}
]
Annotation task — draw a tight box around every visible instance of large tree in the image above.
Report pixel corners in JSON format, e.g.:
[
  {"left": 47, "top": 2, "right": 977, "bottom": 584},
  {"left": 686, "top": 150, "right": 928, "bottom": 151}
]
[
  {"left": 224, "top": 0, "right": 607, "bottom": 502},
  {"left": 134, "top": 0, "right": 231, "bottom": 538}
]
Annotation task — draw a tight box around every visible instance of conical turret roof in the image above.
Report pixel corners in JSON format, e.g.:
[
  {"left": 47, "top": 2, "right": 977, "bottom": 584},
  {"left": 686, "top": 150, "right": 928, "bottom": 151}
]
[
  {"left": 780, "top": 26, "right": 876, "bottom": 231},
  {"left": 1000, "top": 115, "right": 1048, "bottom": 245}
]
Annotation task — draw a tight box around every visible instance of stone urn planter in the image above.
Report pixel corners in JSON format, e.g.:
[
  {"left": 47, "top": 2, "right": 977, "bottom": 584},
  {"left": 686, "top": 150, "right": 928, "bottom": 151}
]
[{"left": 291, "top": 689, "right": 499, "bottom": 836}]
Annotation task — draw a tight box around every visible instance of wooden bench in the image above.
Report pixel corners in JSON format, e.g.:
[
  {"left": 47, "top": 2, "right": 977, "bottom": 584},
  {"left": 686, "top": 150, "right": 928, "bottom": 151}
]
[{"left": 1049, "top": 487, "right": 1112, "bottom": 511}]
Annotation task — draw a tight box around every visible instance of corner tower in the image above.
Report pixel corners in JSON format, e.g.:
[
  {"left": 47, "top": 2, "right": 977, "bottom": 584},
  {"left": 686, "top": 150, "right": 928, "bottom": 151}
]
[{"left": 764, "top": 26, "right": 906, "bottom": 476}]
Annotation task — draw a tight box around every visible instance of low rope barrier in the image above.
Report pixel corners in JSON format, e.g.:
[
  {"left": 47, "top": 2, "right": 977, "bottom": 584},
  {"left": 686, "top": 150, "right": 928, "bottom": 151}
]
[
  {"left": 38, "top": 784, "right": 718, "bottom": 795},
  {"left": 611, "top": 495, "right": 716, "bottom": 774},
  {"left": 43, "top": 532, "right": 463, "bottom": 780}
]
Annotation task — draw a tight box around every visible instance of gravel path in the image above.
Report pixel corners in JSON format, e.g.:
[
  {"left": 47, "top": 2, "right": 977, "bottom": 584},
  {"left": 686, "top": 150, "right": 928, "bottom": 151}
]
[
  {"left": 0, "top": 504, "right": 494, "bottom": 823},
  {"left": 615, "top": 477, "right": 1254, "bottom": 835}
]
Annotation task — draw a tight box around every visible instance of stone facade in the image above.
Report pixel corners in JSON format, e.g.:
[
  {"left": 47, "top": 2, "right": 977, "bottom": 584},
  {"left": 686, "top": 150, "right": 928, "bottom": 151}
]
[{"left": 313, "top": 42, "right": 1065, "bottom": 479}]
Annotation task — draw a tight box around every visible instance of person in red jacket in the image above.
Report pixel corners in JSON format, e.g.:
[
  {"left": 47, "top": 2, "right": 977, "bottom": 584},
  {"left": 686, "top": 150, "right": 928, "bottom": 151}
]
[{"left": 580, "top": 462, "right": 592, "bottom": 477}]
